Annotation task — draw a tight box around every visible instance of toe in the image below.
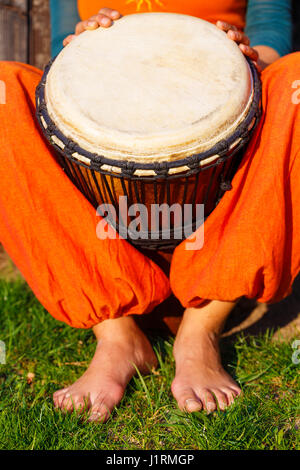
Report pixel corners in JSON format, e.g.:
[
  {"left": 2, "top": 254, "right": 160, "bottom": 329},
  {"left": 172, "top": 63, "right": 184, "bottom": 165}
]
[
  {"left": 222, "top": 386, "right": 241, "bottom": 405},
  {"left": 226, "top": 377, "right": 242, "bottom": 395},
  {"left": 88, "top": 402, "right": 110, "bottom": 423},
  {"left": 88, "top": 386, "right": 124, "bottom": 423},
  {"left": 221, "top": 387, "right": 236, "bottom": 405},
  {"left": 53, "top": 387, "right": 68, "bottom": 397},
  {"left": 171, "top": 381, "right": 202, "bottom": 412},
  {"left": 184, "top": 398, "right": 203, "bottom": 413},
  {"left": 231, "top": 385, "right": 242, "bottom": 395},
  {"left": 198, "top": 389, "right": 217, "bottom": 413},
  {"left": 53, "top": 389, "right": 69, "bottom": 408},
  {"left": 60, "top": 393, "right": 85, "bottom": 413},
  {"left": 60, "top": 394, "right": 74, "bottom": 412},
  {"left": 210, "top": 389, "right": 229, "bottom": 411},
  {"left": 72, "top": 396, "right": 90, "bottom": 414}
]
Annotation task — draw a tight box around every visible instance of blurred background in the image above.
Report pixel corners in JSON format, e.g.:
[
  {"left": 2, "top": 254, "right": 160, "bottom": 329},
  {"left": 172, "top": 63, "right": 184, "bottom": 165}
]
[{"left": 0, "top": 0, "right": 299, "bottom": 68}]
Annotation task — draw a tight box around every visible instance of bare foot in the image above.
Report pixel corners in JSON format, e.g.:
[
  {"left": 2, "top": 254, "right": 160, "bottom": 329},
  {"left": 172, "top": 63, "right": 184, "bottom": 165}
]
[
  {"left": 53, "top": 316, "right": 157, "bottom": 422},
  {"left": 171, "top": 304, "right": 241, "bottom": 413}
]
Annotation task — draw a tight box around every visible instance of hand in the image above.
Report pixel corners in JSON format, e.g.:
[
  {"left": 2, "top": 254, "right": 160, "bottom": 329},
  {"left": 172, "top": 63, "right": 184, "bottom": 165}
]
[
  {"left": 63, "top": 7, "right": 122, "bottom": 47},
  {"left": 216, "top": 21, "right": 261, "bottom": 72}
]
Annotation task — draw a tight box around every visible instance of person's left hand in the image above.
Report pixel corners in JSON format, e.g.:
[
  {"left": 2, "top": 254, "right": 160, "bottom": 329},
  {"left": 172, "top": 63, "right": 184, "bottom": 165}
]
[{"left": 216, "top": 21, "right": 261, "bottom": 72}]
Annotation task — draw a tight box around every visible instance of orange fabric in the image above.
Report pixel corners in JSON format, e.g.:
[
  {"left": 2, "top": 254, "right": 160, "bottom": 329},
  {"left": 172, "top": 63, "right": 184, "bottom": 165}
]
[
  {"left": 77, "top": 0, "right": 247, "bottom": 30},
  {"left": 0, "top": 62, "right": 171, "bottom": 329},
  {"left": 0, "top": 53, "right": 300, "bottom": 329},
  {"left": 170, "top": 53, "right": 300, "bottom": 306}
]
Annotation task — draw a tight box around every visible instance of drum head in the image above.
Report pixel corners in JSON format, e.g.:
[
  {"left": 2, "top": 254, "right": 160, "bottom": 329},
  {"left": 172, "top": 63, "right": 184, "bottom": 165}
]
[{"left": 45, "top": 13, "right": 253, "bottom": 163}]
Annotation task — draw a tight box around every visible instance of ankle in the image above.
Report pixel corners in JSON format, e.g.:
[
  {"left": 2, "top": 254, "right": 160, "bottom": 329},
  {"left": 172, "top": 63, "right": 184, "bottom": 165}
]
[
  {"left": 93, "top": 316, "right": 138, "bottom": 342},
  {"left": 178, "top": 309, "right": 222, "bottom": 339},
  {"left": 181, "top": 302, "right": 236, "bottom": 336}
]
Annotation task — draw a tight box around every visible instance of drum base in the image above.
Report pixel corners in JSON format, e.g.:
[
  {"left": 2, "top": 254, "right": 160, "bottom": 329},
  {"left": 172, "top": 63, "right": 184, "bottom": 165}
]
[{"left": 139, "top": 247, "right": 173, "bottom": 276}]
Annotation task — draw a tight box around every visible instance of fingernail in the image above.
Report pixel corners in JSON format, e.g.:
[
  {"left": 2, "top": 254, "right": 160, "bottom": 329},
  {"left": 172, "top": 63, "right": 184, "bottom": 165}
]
[
  {"left": 111, "top": 10, "right": 120, "bottom": 17},
  {"left": 101, "top": 17, "right": 111, "bottom": 26},
  {"left": 87, "top": 21, "right": 97, "bottom": 27}
]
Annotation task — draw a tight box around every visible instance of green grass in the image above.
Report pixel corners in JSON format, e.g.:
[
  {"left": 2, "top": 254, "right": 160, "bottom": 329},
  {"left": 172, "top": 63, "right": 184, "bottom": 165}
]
[{"left": 0, "top": 279, "right": 299, "bottom": 450}]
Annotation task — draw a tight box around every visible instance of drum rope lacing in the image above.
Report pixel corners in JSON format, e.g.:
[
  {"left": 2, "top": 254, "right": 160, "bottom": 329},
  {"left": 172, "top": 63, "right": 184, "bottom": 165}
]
[{"left": 36, "top": 57, "right": 262, "bottom": 181}]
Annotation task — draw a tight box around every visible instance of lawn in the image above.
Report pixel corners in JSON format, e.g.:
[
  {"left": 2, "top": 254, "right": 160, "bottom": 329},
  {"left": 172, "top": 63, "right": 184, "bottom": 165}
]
[{"left": 0, "top": 279, "right": 299, "bottom": 450}]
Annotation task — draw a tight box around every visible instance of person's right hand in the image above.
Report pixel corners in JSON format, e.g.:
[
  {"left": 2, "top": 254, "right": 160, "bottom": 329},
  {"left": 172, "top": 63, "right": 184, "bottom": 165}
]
[{"left": 63, "top": 7, "right": 122, "bottom": 47}]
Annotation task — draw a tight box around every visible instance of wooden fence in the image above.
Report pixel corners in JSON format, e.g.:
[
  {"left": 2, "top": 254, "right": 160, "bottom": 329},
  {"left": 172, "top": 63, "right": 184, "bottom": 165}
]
[{"left": 0, "top": 0, "right": 50, "bottom": 69}]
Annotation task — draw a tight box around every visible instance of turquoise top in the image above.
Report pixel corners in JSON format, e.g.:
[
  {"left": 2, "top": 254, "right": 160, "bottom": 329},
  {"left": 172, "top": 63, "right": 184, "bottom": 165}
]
[
  {"left": 50, "top": 0, "right": 80, "bottom": 58},
  {"left": 50, "top": 0, "right": 293, "bottom": 58},
  {"left": 245, "top": 0, "right": 292, "bottom": 57}
]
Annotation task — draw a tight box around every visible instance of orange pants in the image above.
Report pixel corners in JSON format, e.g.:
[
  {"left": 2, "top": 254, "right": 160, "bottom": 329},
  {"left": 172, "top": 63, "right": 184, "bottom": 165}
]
[{"left": 0, "top": 54, "right": 299, "bottom": 329}]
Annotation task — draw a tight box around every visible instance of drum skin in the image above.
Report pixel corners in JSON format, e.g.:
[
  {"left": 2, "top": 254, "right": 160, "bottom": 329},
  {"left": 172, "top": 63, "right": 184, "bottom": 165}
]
[{"left": 45, "top": 13, "right": 252, "bottom": 163}]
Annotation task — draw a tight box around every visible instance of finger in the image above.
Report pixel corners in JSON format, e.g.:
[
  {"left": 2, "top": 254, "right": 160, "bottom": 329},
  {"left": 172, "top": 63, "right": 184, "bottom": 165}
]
[
  {"left": 252, "top": 61, "right": 262, "bottom": 73},
  {"left": 63, "top": 34, "right": 76, "bottom": 46},
  {"left": 216, "top": 20, "right": 238, "bottom": 32},
  {"left": 75, "top": 15, "right": 112, "bottom": 35},
  {"left": 94, "top": 13, "right": 113, "bottom": 27},
  {"left": 85, "top": 19, "right": 101, "bottom": 30},
  {"left": 75, "top": 19, "right": 100, "bottom": 35},
  {"left": 239, "top": 44, "right": 259, "bottom": 62},
  {"left": 227, "top": 30, "right": 250, "bottom": 46},
  {"left": 98, "top": 7, "right": 122, "bottom": 19},
  {"left": 75, "top": 20, "right": 90, "bottom": 35}
]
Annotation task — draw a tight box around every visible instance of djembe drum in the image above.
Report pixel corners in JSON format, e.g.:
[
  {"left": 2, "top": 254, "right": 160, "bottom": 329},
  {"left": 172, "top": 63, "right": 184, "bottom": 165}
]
[{"left": 36, "top": 13, "right": 261, "bottom": 254}]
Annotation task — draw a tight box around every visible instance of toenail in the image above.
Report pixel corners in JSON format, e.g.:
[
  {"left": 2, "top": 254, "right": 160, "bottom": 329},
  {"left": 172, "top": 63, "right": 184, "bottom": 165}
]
[
  {"left": 184, "top": 399, "right": 201, "bottom": 411},
  {"left": 89, "top": 412, "right": 101, "bottom": 421},
  {"left": 206, "top": 402, "right": 215, "bottom": 412}
]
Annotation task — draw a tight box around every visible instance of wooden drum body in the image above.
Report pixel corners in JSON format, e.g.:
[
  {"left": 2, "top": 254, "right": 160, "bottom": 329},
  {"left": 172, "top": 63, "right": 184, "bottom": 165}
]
[{"left": 36, "top": 13, "right": 261, "bottom": 251}]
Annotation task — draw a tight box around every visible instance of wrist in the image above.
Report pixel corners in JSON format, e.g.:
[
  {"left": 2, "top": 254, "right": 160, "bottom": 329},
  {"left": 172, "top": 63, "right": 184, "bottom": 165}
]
[{"left": 253, "top": 45, "right": 280, "bottom": 70}]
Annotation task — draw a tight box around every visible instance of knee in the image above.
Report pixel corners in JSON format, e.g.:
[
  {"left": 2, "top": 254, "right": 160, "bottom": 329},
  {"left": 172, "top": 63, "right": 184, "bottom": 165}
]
[
  {"left": 0, "top": 61, "right": 42, "bottom": 84},
  {"left": 0, "top": 61, "right": 26, "bottom": 76},
  {"left": 277, "top": 51, "right": 300, "bottom": 70}
]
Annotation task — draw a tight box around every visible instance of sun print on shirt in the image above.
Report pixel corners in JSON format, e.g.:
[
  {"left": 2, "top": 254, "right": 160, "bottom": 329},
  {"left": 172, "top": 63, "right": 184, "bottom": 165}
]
[{"left": 125, "top": 0, "right": 165, "bottom": 11}]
